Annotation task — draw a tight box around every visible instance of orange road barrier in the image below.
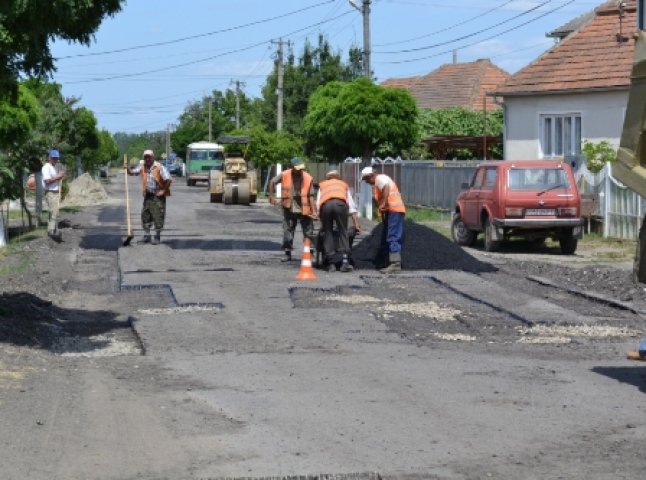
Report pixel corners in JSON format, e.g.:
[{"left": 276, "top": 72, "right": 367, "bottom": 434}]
[{"left": 295, "top": 238, "right": 317, "bottom": 281}]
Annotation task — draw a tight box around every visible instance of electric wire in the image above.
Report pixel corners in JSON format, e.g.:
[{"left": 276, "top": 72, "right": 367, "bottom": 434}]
[
  {"left": 376, "top": 0, "right": 550, "bottom": 54},
  {"left": 383, "top": 0, "right": 574, "bottom": 64},
  {"left": 57, "top": 0, "right": 338, "bottom": 59},
  {"left": 375, "top": 0, "right": 518, "bottom": 47},
  {"left": 66, "top": 10, "right": 354, "bottom": 84}
]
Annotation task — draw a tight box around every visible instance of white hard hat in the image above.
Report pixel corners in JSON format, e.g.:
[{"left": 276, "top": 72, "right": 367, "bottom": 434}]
[{"left": 360, "top": 166, "right": 374, "bottom": 180}]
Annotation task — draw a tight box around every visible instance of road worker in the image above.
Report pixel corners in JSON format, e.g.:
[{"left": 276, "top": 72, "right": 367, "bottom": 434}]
[
  {"left": 316, "top": 169, "right": 360, "bottom": 272},
  {"left": 361, "top": 166, "right": 406, "bottom": 273},
  {"left": 268, "top": 157, "right": 318, "bottom": 262},
  {"left": 126, "top": 149, "right": 172, "bottom": 245}
]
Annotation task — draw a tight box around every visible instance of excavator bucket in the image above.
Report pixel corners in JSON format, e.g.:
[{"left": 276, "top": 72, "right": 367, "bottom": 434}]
[
  {"left": 616, "top": 31, "right": 646, "bottom": 196},
  {"left": 617, "top": 31, "right": 646, "bottom": 283}
]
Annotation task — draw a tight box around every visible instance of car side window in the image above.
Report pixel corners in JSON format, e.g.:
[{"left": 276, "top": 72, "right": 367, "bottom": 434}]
[
  {"left": 471, "top": 168, "right": 486, "bottom": 188},
  {"left": 482, "top": 167, "right": 497, "bottom": 189}
]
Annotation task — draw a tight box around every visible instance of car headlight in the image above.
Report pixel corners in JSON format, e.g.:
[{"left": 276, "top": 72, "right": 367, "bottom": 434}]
[{"left": 505, "top": 207, "right": 524, "bottom": 217}]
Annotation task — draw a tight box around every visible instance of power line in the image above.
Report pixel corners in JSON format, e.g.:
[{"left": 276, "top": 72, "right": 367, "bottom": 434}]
[
  {"left": 375, "top": 0, "right": 550, "bottom": 54},
  {"left": 383, "top": 0, "right": 574, "bottom": 64},
  {"left": 66, "top": 10, "right": 354, "bottom": 84},
  {"left": 374, "top": 0, "right": 518, "bottom": 47},
  {"left": 57, "top": 0, "right": 338, "bottom": 59}
]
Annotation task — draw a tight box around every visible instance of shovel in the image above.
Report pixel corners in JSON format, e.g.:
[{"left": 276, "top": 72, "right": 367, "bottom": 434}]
[{"left": 123, "top": 155, "right": 134, "bottom": 246}]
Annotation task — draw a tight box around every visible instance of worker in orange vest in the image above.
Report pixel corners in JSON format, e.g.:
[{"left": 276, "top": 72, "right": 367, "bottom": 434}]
[
  {"left": 268, "top": 157, "right": 318, "bottom": 262},
  {"left": 316, "top": 170, "right": 361, "bottom": 272},
  {"left": 126, "top": 149, "right": 172, "bottom": 245},
  {"left": 361, "top": 166, "right": 406, "bottom": 273}
]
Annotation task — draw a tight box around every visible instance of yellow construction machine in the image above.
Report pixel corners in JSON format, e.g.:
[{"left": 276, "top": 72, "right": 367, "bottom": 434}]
[{"left": 208, "top": 135, "right": 257, "bottom": 205}]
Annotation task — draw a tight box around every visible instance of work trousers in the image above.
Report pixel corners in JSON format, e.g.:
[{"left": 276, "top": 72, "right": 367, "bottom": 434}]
[
  {"left": 379, "top": 211, "right": 405, "bottom": 257},
  {"left": 282, "top": 208, "right": 315, "bottom": 251},
  {"left": 44, "top": 190, "right": 61, "bottom": 234},
  {"left": 141, "top": 194, "right": 166, "bottom": 233},
  {"left": 320, "top": 199, "right": 350, "bottom": 259}
]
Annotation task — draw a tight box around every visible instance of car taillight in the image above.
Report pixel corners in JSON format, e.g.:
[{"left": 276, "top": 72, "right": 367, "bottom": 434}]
[
  {"left": 505, "top": 207, "right": 524, "bottom": 217},
  {"left": 558, "top": 207, "right": 577, "bottom": 217}
]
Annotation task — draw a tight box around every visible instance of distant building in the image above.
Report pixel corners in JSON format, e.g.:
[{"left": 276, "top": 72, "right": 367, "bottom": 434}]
[
  {"left": 382, "top": 59, "right": 510, "bottom": 111},
  {"left": 493, "top": 0, "right": 635, "bottom": 161}
]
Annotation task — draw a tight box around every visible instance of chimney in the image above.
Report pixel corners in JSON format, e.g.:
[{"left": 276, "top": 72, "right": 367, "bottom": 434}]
[{"left": 452, "top": 49, "right": 457, "bottom": 64}]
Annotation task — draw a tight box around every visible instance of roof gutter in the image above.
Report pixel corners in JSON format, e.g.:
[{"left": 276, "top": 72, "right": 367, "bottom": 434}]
[{"left": 491, "top": 85, "right": 629, "bottom": 98}]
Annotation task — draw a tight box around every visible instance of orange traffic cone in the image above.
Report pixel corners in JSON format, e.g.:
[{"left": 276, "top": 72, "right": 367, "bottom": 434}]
[{"left": 295, "top": 238, "right": 317, "bottom": 281}]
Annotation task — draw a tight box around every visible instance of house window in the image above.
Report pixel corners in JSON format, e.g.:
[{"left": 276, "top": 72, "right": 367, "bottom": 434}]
[{"left": 540, "top": 114, "right": 581, "bottom": 157}]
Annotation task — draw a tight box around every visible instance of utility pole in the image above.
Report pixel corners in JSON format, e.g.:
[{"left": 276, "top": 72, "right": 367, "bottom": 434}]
[
  {"left": 272, "top": 38, "right": 290, "bottom": 130},
  {"left": 208, "top": 98, "right": 212, "bottom": 142},
  {"left": 349, "top": 0, "right": 371, "bottom": 79},
  {"left": 166, "top": 124, "right": 171, "bottom": 160},
  {"left": 231, "top": 80, "right": 246, "bottom": 129}
]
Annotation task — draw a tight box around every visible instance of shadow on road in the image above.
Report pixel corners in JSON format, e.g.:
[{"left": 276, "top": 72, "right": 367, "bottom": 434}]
[
  {"left": 353, "top": 220, "right": 498, "bottom": 273},
  {"left": 591, "top": 366, "right": 646, "bottom": 394}
]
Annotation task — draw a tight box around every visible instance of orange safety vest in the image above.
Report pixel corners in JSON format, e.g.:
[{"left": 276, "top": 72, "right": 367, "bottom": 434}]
[
  {"left": 141, "top": 162, "right": 172, "bottom": 197},
  {"left": 318, "top": 178, "right": 349, "bottom": 206},
  {"left": 281, "top": 169, "right": 313, "bottom": 215},
  {"left": 374, "top": 174, "right": 405, "bottom": 214}
]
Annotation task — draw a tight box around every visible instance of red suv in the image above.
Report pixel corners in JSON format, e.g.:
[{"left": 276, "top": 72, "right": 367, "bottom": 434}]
[{"left": 451, "top": 160, "right": 583, "bottom": 254}]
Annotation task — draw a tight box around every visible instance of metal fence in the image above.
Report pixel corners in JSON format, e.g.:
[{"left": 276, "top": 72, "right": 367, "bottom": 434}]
[
  {"left": 273, "top": 157, "right": 645, "bottom": 240},
  {"left": 575, "top": 162, "right": 646, "bottom": 240}
]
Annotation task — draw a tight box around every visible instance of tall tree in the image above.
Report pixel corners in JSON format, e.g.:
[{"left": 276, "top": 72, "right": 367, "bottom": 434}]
[
  {"left": 0, "top": 0, "right": 124, "bottom": 99},
  {"left": 260, "top": 35, "right": 363, "bottom": 135},
  {"left": 303, "top": 78, "right": 419, "bottom": 162},
  {"left": 171, "top": 87, "right": 256, "bottom": 160}
]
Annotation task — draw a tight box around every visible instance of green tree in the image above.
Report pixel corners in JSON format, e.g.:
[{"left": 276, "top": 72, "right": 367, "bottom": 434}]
[
  {"left": 0, "top": 84, "right": 40, "bottom": 202},
  {"left": 246, "top": 126, "right": 302, "bottom": 169},
  {"left": 84, "top": 129, "right": 118, "bottom": 170},
  {"left": 171, "top": 87, "right": 256, "bottom": 160},
  {"left": 418, "top": 107, "right": 503, "bottom": 159},
  {"left": 582, "top": 140, "right": 616, "bottom": 173},
  {"left": 0, "top": 0, "right": 124, "bottom": 99},
  {"left": 260, "top": 35, "right": 363, "bottom": 135},
  {"left": 303, "top": 78, "right": 419, "bottom": 161}
]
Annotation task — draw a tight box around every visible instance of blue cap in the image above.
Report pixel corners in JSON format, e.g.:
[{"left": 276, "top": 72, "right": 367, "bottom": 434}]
[
  {"left": 290, "top": 157, "right": 305, "bottom": 170},
  {"left": 49, "top": 149, "right": 60, "bottom": 159}
]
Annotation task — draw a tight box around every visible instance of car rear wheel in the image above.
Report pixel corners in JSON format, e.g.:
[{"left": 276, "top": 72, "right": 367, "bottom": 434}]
[
  {"left": 559, "top": 230, "right": 578, "bottom": 255},
  {"left": 451, "top": 214, "right": 476, "bottom": 246},
  {"left": 483, "top": 218, "right": 500, "bottom": 252}
]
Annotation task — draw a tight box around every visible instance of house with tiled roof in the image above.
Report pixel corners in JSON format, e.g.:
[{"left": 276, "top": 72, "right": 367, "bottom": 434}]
[
  {"left": 493, "top": 0, "right": 636, "bottom": 161},
  {"left": 382, "top": 59, "right": 510, "bottom": 111}
]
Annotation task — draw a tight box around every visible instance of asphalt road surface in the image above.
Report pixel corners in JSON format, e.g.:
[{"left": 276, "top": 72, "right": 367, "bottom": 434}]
[{"left": 0, "top": 171, "right": 645, "bottom": 480}]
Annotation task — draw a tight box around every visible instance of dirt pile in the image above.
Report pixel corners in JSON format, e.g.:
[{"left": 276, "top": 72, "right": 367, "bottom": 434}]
[{"left": 62, "top": 173, "right": 109, "bottom": 207}]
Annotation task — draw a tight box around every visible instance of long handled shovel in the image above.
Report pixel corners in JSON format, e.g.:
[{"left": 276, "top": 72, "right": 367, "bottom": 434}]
[{"left": 123, "top": 155, "right": 134, "bottom": 246}]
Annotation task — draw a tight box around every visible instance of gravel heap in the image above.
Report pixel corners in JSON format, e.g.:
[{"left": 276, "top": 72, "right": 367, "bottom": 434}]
[{"left": 62, "top": 173, "right": 109, "bottom": 207}]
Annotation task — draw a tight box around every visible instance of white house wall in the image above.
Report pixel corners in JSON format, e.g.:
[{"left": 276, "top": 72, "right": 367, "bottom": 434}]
[{"left": 503, "top": 90, "right": 628, "bottom": 160}]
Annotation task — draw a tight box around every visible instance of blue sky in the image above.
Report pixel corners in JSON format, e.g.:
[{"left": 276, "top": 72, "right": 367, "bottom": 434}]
[{"left": 50, "top": 0, "right": 602, "bottom": 134}]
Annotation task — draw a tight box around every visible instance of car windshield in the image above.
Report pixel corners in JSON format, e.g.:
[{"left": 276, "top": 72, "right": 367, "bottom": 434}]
[{"left": 507, "top": 168, "right": 571, "bottom": 192}]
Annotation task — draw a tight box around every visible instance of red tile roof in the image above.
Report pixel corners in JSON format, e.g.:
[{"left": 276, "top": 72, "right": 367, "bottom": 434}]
[
  {"left": 382, "top": 59, "right": 510, "bottom": 110},
  {"left": 496, "top": 0, "right": 636, "bottom": 96}
]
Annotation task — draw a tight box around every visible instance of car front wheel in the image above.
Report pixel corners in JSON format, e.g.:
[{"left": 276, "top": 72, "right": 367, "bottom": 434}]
[
  {"left": 451, "top": 214, "right": 476, "bottom": 246},
  {"left": 559, "top": 230, "right": 578, "bottom": 255}
]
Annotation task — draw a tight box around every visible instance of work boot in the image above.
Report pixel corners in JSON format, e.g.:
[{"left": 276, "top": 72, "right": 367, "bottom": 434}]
[
  {"left": 151, "top": 233, "right": 161, "bottom": 245},
  {"left": 340, "top": 262, "right": 353, "bottom": 273},
  {"left": 281, "top": 250, "right": 292, "bottom": 262},
  {"left": 379, "top": 252, "right": 402, "bottom": 274},
  {"left": 138, "top": 233, "right": 151, "bottom": 244}
]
